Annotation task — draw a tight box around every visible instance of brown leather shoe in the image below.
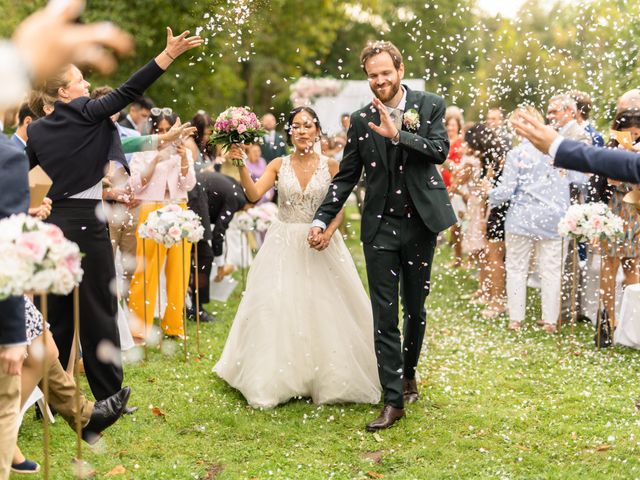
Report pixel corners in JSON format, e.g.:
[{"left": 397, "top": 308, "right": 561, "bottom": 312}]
[
  {"left": 403, "top": 378, "right": 419, "bottom": 404},
  {"left": 366, "top": 405, "right": 405, "bottom": 432}
]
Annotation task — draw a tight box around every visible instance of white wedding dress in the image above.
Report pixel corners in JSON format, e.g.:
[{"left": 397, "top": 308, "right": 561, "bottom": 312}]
[{"left": 215, "top": 155, "right": 381, "bottom": 408}]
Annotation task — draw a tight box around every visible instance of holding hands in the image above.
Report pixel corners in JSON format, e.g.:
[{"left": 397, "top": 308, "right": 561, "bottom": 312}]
[{"left": 307, "top": 226, "right": 333, "bottom": 251}]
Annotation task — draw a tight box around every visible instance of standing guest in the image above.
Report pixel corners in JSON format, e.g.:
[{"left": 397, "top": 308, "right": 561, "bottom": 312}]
[
  {"left": 340, "top": 112, "right": 351, "bottom": 134},
  {"left": 571, "top": 90, "right": 605, "bottom": 324},
  {"left": 245, "top": 144, "right": 273, "bottom": 203},
  {"left": 0, "top": 119, "right": 29, "bottom": 480},
  {"left": 10, "top": 103, "right": 36, "bottom": 150},
  {"left": 127, "top": 111, "right": 197, "bottom": 339},
  {"left": 25, "top": 28, "right": 203, "bottom": 401},
  {"left": 444, "top": 109, "right": 464, "bottom": 268},
  {"left": 190, "top": 110, "right": 215, "bottom": 171},
  {"left": 617, "top": 89, "right": 640, "bottom": 113},
  {"left": 92, "top": 86, "right": 142, "bottom": 305},
  {"left": 260, "top": 113, "right": 287, "bottom": 163},
  {"left": 570, "top": 90, "right": 604, "bottom": 147},
  {"left": 490, "top": 107, "right": 588, "bottom": 333},
  {"left": 189, "top": 171, "right": 248, "bottom": 319},
  {"left": 546, "top": 94, "right": 592, "bottom": 324},
  {"left": 599, "top": 109, "right": 640, "bottom": 326},
  {"left": 118, "top": 95, "right": 154, "bottom": 133},
  {"left": 465, "top": 123, "right": 509, "bottom": 318},
  {"left": 457, "top": 150, "right": 489, "bottom": 301},
  {"left": 486, "top": 107, "right": 513, "bottom": 150}
]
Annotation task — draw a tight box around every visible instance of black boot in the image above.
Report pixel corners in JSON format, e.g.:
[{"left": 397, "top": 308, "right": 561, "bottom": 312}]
[{"left": 81, "top": 386, "right": 131, "bottom": 444}]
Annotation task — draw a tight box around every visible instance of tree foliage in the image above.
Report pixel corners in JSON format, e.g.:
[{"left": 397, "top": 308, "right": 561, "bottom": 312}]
[{"left": 2, "top": 0, "right": 639, "bottom": 127}]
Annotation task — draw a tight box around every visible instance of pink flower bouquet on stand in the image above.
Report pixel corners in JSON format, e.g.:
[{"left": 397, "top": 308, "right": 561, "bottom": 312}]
[
  {"left": 138, "top": 204, "right": 205, "bottom": 248},
  {"left": 558, "top": 203, "right": 624, "bottom": 243},
  {"left": 209, "top": 106, "right": 266, "bottom": 167},
  {"left": 0, "top": 213, "right": 83, "bottom": 299}
]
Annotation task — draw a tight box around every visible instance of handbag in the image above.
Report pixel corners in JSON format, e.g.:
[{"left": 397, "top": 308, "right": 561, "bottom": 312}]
[{"left": 594, "top": 305, "right": 613, "bottom": 348}]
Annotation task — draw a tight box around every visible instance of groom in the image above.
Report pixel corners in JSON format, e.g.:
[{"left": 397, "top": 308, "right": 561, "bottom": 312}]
[{"left": 309, "top": 41, "right": 456, "bottom": 431}]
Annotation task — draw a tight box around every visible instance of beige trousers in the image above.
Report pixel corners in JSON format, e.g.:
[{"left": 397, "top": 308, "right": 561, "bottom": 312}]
[{"left": 0, "top": 370, "right": 20, "bottom": 479}]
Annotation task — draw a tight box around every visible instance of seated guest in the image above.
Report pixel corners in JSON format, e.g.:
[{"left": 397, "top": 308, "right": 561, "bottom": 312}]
[
  {"left": 128, "top": 111, "right": 196, "bottom": 340},
  {"left": 490, "top": 106, "right": 588, "bottom": 333}
]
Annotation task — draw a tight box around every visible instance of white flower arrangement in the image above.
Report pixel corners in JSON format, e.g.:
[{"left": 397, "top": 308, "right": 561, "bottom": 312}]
[
  {"left": 0, "top": 214, "right": 83, "bottom": 299},
  {"left": 138, "top": 204, "right": 205, "bottom": 248},
  {"left": 234, "top": 203, "right": 279, "bottom": 233},
  {"left": 402, "top": 109, "right": 420, "bottom": 131},
  {"left": 557, "top": 203, "right": 625, "bottom": 243}
]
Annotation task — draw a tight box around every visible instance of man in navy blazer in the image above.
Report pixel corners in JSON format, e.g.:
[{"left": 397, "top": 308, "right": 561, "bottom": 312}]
[
  {"left": 0, "top": 126, "right": 29, "bottom": 478},
  {"left": 512, "top": 110, "right": 640, "bottom": 183}
]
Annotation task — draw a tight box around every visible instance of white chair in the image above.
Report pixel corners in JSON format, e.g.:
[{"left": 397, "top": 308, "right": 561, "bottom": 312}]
[{"left": 614, "top": 283, "right": 640, "bottom": 348}]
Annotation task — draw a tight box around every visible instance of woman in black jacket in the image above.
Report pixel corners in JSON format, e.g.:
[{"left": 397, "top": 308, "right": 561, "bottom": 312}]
[{"left": 25, "top": 27, "right": 202, "bottom": 401}]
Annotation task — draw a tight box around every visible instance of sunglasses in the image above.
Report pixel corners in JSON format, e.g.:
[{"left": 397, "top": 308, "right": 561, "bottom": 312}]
[{"left": 150, "top": 107, "right": 173, "bottom": 116}]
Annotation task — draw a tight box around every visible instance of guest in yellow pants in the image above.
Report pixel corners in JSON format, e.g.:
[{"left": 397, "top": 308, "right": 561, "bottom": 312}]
[{"left": 127, "top": 110, "right": 196, "bottom": 338}]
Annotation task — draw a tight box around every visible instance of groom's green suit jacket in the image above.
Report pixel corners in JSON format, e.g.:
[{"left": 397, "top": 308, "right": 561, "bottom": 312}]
[{"left": 314, "top": 85, "right": 457, "bottom": 243}]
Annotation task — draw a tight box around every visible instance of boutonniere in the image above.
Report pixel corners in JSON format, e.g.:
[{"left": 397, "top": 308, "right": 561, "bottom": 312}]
[{"left": 403, "top": 109, "right": 420, "bottom": 131}]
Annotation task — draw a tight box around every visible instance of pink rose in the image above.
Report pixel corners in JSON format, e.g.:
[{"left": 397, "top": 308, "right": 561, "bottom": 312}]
[
  {"left": 16, "top": 232, "right": 47, "bottom": 262},
  {"left": 168, "top": 226, "right": 181, "bottom": 239},
  {"left": 237, "top": 123, "right": 248, "bottom": 134},
  {"left": 44, "top": 224, "right": 64, "bottom": 244},
  {"left": 566, "top": 219, "right": 577, "bottom": 231}
]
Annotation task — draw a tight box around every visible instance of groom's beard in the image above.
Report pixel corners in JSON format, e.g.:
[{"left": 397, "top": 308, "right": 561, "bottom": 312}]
[{"left": 373, "top": 80, "right": 400, "bottom": 104}]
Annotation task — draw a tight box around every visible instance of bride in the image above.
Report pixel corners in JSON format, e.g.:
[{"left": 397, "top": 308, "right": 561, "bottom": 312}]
[{"left": 214, "top": 107, "right": 381, "bottom": 408}]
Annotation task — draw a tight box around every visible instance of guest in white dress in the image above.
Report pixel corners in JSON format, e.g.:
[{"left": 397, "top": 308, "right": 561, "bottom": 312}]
[{"left": 214, "top": 107, "right": 381, "bottom": 408}]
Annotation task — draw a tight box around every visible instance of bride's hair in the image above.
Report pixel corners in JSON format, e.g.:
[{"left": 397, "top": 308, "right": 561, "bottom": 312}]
[{"left": 285, "top": 107, "right": 323, "bottom": 146}]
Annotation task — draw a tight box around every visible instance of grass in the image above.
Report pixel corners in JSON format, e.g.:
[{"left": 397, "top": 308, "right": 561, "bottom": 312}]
[{"left": 16, "top": 213, "right": 640, "bottom": 479}]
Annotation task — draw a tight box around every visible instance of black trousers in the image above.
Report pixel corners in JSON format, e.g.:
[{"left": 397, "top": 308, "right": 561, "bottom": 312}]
[
  {"left": 363, "top": 213, "right": 437, "bottom": 409},
  {"left": 191, "top": 239, "right": 214, "bottom": 308},
  {"left": 46, "top": 199, "right": 122, "bottom": 401}
]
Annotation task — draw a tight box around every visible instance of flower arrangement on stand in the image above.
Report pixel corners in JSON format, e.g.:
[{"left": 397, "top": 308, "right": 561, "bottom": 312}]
[
  {"left": 137, "top": 204, "right": 205, "bottom": 359},
  {"left": 557, "top": 203, "right": 624, "bottom": 340},
  {"left": 557, "top": 203, "right": 624, "bottom": 243},
  {"left": 0, "top": 213, "right": 84, "bottom": 478},
  {"left": 290, "top": 77, "right": 342, "bottom": 107},
  {"left": 208, "top": 106, "right": 266, "bottom": 167},
  {"left": 0, "top": 213, "right": 83, "bottom": 299},
  {"left": 138, "top": 204, "right": 204, "bottom": 247}
]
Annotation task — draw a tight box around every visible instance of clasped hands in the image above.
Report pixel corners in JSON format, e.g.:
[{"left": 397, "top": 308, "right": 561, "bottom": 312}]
[{"left": 307, "top": 226, "right": 331, "bottom": 251}]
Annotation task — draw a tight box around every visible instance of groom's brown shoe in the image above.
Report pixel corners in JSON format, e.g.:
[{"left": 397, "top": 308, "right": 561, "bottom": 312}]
[
  {"left": 403, "top": 378, "right": 419, "bottom": 404},
  {"left": 366, "top": 405, "right": 405, "bottom": 432}
]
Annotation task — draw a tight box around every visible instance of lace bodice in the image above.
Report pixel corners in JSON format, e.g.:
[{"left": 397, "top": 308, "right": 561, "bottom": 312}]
[{"left": 277, "top": 155, "right": 332, "bottom": 223}]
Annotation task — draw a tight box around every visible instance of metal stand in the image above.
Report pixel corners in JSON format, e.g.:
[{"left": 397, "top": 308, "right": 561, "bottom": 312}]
[{"left": 40, "top": 293, "right": 50, "bottom": 480}]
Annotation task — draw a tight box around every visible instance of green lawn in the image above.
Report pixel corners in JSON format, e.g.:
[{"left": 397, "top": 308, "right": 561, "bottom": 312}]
[{"left": 17, "top": 217, "right": 640, "bottom": 479}]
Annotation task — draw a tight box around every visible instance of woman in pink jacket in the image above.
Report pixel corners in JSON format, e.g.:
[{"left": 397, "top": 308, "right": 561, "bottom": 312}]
[{"left": 127, "top": 110, "right": 196, "bottom": 339}]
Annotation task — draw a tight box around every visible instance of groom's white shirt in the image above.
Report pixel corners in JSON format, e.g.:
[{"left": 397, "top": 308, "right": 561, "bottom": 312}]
[{"left": 312, "top": 87, "right": 407, "bottom": 231}]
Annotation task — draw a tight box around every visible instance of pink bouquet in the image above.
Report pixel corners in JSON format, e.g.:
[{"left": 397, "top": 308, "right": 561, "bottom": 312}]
[
  {"left": 138, "top": 204, "right": 205, "bottom": 248},
  {"left": 209, "top": 107, "right": 266, "bottom": 167},
  {"left": 0, "top": 214, "right": 83, "bottom": 299}
]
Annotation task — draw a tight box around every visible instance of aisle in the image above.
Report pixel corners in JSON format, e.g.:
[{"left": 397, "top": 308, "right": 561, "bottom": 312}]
[{"left": 16, "top": 230, "right": 640, "bottom": 479}]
